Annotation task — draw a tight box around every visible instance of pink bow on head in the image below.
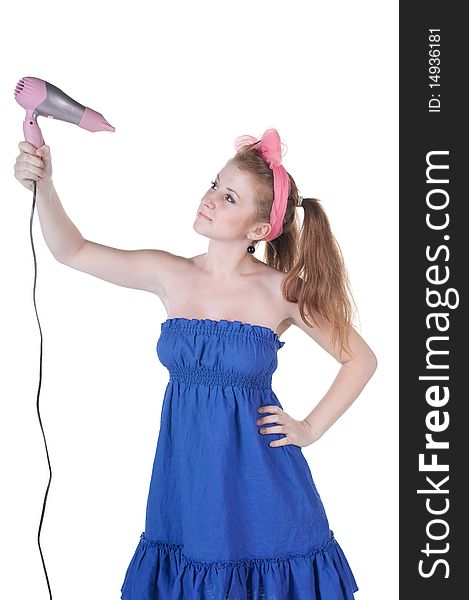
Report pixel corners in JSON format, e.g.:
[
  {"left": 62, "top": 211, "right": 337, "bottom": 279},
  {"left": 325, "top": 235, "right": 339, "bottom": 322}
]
[{"left": 234, "top": 128, "right": 291, "bottom": 241}]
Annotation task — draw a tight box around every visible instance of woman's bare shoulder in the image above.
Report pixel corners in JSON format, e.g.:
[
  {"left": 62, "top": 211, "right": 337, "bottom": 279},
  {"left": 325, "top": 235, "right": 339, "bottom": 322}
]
[{"left": 255, "top": 263, "right": 301, "bottom": 333}]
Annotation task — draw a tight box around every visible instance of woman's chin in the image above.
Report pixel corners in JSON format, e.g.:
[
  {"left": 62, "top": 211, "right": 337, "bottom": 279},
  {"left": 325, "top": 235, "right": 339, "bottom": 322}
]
[{"left": 193, "top": 221, "right": 211, "bottom": 236}]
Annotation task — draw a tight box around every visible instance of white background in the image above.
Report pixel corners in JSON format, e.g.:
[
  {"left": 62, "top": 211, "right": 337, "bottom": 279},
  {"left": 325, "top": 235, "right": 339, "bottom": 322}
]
[{"left": 0, "top": 1, "right": 398, "bottom": 598}]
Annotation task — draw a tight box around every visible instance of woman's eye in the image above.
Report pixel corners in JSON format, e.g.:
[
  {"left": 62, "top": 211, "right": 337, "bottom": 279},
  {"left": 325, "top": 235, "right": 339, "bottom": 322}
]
[{"left": 210, "top": 180, "right": 235, "bottom": 203}]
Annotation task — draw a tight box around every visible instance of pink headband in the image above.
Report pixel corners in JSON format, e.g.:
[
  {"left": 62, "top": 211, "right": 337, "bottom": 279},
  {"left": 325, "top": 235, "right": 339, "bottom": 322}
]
[{"left": 234, "top": 128, "right": 291, "bottom": 241}]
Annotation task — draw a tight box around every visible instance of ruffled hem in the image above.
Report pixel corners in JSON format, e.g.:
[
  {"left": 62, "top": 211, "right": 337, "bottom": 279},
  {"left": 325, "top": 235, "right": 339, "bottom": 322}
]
[{"left": 120, "top": 530, "right": 358, "bottom": 599}]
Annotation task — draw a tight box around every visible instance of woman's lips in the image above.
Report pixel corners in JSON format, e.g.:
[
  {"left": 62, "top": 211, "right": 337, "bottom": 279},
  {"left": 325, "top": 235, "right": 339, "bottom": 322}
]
[{"left": 198, "top": 211, "right": 212, "bottom": 221}]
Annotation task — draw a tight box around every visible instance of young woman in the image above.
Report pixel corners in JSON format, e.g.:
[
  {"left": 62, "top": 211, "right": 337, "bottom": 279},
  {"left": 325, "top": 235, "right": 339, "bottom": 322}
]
[{"left": 15, "top": 128, "right": 377, "bottom": 599}]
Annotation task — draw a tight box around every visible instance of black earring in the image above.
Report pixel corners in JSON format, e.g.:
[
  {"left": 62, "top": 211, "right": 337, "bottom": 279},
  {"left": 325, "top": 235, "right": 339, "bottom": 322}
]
[{"left": 247, "top": 240, "right": 256, "bottom": 254}]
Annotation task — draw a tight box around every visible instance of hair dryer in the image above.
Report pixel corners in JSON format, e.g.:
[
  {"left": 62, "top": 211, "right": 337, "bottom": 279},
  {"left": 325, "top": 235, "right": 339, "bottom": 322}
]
[
  {"left": 14, "top": 75, "right": 114, "bottom": 600},
  {"left": 14, "top": 76, "right": 115, "bottom": 148}
]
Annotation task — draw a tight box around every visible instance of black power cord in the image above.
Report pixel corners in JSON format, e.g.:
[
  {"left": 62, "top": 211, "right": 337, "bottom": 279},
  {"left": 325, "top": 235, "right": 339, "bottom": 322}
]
[{"left": 31, "top": 178, "right": 54, "bottom": 599}]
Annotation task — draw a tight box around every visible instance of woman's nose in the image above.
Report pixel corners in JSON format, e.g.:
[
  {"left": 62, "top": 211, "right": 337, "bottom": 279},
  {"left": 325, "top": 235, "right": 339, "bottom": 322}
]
[{"left": 203, "top": 198, "right": 216, "bottom": 209}]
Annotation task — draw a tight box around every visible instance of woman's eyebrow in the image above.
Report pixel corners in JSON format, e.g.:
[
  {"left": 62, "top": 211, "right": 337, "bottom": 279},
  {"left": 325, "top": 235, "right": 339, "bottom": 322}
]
[{"left": 216, "top": 174, "right": 241, "bottom": 199}]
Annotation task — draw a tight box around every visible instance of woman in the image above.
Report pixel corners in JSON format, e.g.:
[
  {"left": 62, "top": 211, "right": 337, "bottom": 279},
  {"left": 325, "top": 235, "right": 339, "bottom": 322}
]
[{"left": 15, "top": 128, "right": 377, "bottom": 599}]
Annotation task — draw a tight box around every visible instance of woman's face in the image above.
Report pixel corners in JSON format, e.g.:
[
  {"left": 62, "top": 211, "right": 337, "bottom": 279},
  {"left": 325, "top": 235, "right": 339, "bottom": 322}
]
[{"left": 194, "top": 160, "right": 271, "bottom": 242}]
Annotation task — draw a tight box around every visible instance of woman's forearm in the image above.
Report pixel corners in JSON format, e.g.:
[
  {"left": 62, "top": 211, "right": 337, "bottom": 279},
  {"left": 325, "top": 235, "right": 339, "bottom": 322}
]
[
  {"left": 304, "top": 350, "right": 377, "bottom": 442},
  {"left": 35, "top": 180, "right": 85, "bottom": 262}
]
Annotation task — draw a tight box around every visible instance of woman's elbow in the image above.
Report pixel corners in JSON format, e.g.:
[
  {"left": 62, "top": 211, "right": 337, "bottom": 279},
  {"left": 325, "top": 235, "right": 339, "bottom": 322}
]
[{"left": 367, "top": 350, "right": 378, "bottom": 376}]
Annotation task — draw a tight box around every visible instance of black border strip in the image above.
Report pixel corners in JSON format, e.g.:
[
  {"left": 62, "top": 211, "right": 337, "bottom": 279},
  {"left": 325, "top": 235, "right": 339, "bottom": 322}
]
[{"left": 400, "top": 4, "right": 466, "bottom": 597}]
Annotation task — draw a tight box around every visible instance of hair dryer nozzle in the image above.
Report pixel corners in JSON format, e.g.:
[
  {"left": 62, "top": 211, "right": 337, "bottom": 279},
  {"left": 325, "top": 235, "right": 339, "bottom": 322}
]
[{"left": 79, "top": 107, "right": 115, "bottom": 133}]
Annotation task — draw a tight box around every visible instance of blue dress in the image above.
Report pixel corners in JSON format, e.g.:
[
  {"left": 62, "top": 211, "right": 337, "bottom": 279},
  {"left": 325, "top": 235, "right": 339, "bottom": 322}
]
[{"left": 120, "top": 317, "right": 359, "bottom": 599}]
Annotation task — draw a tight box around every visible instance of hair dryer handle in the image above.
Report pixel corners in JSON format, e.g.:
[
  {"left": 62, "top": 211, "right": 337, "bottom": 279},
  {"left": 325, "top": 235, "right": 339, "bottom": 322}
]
[{"left": 23, "top": 118, "right": 44, "bottom": 149}]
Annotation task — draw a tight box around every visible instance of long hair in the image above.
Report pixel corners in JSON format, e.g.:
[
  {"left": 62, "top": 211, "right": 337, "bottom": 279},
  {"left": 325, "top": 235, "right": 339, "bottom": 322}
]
[{"left": 233, "top": 143, "right": 358, "bottom": 359}]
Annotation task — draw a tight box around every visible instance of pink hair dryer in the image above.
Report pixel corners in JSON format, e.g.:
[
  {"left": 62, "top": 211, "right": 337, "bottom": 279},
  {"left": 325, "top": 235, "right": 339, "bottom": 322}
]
[
  {"left": 14, "top": 75, "right": 114, "bottom": 600},
  {"left": 14, "top": 75, "right": 115, "bottom": 148}
]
